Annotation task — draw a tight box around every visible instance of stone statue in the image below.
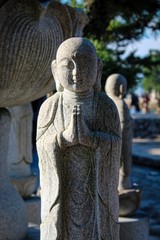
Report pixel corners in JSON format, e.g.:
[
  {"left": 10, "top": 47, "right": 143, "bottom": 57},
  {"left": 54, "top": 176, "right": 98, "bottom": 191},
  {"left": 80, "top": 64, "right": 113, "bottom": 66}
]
[
  {"left": 37, "top": 37, "right": 122, "bottom": 239},
  {"left": 7, "top": 103, "right": 37, "bottom": 198},
  {"left": 0, "top": 1, "right": 89, "bottom": 238},
  {"left": 105, "top": 74, "right": 141, "bottom": 217},
  {"left": 0, "top": 0, "right": 88, "bottom": 107},
  {"left": 0, "top": 109, "right": 28, "bottom": 240}
]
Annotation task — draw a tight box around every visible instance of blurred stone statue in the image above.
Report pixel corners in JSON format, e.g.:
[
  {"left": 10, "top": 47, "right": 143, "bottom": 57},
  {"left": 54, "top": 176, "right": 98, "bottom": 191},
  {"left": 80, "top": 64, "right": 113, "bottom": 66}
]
[
  {"left": 0, "top": 1, "right": 89, "bottom": 238},
  {"left": 105, "top": 73, "right": 141, "bottom": 217},
  {"left": 0, "top": 109, "right": 28, "bottom": 240},
  {"left": 7, "top": 103, "right": 37, "bottom": 198},
  {"left": 37, "top": 37, "right": 121, "bottom": 239}
]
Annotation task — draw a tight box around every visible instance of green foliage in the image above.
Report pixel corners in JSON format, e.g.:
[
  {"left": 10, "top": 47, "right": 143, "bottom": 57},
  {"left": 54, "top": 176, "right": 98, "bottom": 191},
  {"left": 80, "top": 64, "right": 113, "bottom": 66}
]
[
  {"left": 88, "top": 38, "right": 142, "bottom": 90},
  {"left": 84, "top": 0, "right": 160, "bottom": 43},
  {"left": 60, "top": 0, "right": 84, "bottom": 8},
  {"left": 143, "top": 51, "right": 160, "bottom": 93},
  {"left": 60, "top": 0, "right": 160, "bottom": 90}
]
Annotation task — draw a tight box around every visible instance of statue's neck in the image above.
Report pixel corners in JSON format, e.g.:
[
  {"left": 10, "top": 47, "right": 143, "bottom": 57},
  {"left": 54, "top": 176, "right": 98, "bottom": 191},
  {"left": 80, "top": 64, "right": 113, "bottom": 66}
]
[{"left": 63, "top": 89, "right": 94, "bottom": 102}]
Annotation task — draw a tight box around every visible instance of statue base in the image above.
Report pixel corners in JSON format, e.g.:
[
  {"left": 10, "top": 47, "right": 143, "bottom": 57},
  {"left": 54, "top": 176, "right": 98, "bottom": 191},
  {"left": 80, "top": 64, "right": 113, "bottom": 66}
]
[
  {"left": 25, "top": 195, "right": 41, "bottom": 225},
  {"left": 10, "top": 174, "right": 38, "bottom": 198},
  {"left": 25, "top": 223, "right": 40, "bottom": 240},
  {"left": 119, "top": 188, "right": 141, "bottom": 216},
  {"left": 119, "top": 213, "right": 149, "bottom": 240}
]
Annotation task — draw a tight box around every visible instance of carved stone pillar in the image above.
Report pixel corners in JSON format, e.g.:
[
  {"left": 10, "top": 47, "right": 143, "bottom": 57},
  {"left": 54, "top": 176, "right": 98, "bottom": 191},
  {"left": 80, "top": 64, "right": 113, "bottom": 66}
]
[
  {"left": 7, "top": 103, "right": 38, "bottom": 198},
  {"left": 0, "top": 108, "right": 28, "bottom": 240}
]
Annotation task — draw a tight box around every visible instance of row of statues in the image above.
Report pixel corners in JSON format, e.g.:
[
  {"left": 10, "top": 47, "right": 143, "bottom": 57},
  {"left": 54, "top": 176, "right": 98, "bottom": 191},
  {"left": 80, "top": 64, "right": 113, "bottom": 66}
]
[
  {"left": 0, "top": 1, "right": 141, "bottom": 239},
  {"left": 36, "top": 37, "right": 140, "bottom": 239},
  {"left": 105, "top": 74, "right": 141, "bottom": 217},
  {"left": 0, "top": 1, "right": 89, "bottom": 239}
]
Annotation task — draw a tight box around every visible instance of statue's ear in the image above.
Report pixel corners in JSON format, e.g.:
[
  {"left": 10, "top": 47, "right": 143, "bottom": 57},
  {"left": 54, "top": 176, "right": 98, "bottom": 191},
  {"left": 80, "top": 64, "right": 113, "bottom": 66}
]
[
  {"left": 51, "top": 60, "right": 57, "bottom": 79},
  {"left": 51, "top": 60, "right": 64, "bottom": 92},
  {"left": 94, "top": 58, "right": 103, "bottom": 92},
  {"left": 119, "top": 84, "right": 125, "bottom": 97}
]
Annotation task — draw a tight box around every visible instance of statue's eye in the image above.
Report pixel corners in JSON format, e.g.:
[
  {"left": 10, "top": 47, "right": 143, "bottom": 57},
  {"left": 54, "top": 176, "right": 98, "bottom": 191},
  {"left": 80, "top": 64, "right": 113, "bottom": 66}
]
[
  {"left": 67, "top": 61, "right": 74, "bottom": 70},
  {"left": 60, "top": 61, "right": 74, "bottom": 70}
]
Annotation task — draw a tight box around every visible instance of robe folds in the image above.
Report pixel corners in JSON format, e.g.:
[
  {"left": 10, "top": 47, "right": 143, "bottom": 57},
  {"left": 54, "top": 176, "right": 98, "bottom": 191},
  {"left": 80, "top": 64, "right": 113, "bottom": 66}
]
[{"left": 37, "top": 91, "right": 121, "bottom": 240}]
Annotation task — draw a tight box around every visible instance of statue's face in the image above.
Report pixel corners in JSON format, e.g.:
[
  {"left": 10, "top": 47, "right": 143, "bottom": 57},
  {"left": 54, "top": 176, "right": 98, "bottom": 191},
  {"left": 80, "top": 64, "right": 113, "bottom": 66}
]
[{"left": 55, "top": 47, "right": 98, "bottom": 93}]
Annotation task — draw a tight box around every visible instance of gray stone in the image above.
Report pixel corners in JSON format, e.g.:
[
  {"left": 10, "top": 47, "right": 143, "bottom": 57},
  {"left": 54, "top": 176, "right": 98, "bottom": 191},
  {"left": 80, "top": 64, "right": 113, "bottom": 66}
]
[
  {"left": 149, "top": 236, "right": 160, "bottom": 240},
  {"left": 7, "top": 104, "right": 33, "bottom": 178},
  {"left": 119, "top": 188, "right": 141, "bottom": 216},
  {"left": 11, "top": 175, "right": 38, "bottom": 198},
  {"left": 150, "top": 224, "right": 160, "bottom": 236},
  {"left": 37, "top": 37, "right": 121, "bottom": 239},
  {"left": 0, "top": 108, "right": 28, "bottom": 240},
  {"left": 0, "top": 1, "right": 88, "bottom": 238},
  {"left": 132, "top": 113, "right": 160, "bottom": 138},
  {"left": 105, "top": 74, "right": 133, "bottom": 190},
  {"left": 25, "top": 196, "right": 41, "bottom": 225},
  {"left": 25, "top": 224, "right": 40, "bottom": 240},
  {"left": 105, "top": 74, "right": 141, "bottom": 216},
  {"left": 132, "top": 164, "right": 160, "bottom": 226},
  {"left": 119, "top": 215, "right": 149, "bottom": 240},
  {"left": 0, "top": 0, "right": 88, "bottom": 107},
  {"left": 7, "top": 103, "right": 38, "bottom": 198}
]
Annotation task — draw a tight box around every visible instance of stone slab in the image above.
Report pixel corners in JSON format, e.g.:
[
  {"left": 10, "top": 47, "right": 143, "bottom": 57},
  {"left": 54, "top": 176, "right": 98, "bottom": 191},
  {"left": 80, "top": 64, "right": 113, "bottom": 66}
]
[
  {"left": 132, "top": 113, "right": 160, "bottom": 138},
  {"left": 119, "top": 214, "right": 149, "bottom": 240},
  {"left": 25, "top": 196, "right": 41, "bottom": 225},
  {"left": 132, "top": 138, "right": 160, "bottom": 168},
  {"left": 24, "top": 224, "right": 40, "bottom": 240}
]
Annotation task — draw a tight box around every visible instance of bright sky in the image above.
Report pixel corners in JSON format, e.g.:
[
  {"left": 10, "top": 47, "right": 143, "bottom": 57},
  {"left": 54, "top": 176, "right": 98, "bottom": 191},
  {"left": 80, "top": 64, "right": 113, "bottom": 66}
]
[{"left": 124, "top": 32, "right": 160, "bottom": 57}]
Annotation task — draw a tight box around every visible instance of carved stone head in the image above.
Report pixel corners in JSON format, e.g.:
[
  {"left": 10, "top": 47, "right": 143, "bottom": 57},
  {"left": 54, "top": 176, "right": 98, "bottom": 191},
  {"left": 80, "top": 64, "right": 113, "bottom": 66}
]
[
  {"left": 51, "top": 37, "right": 102, "bottom": 93},
  {"left": 105, "top": 73, "right": 127, "bottom": 98}
]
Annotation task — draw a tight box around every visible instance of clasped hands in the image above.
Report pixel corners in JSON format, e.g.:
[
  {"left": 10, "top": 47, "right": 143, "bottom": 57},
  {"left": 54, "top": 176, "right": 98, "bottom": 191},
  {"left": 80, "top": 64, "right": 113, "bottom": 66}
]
[{"left": 61, "top": 105, "right": 94, "bottom": 147}]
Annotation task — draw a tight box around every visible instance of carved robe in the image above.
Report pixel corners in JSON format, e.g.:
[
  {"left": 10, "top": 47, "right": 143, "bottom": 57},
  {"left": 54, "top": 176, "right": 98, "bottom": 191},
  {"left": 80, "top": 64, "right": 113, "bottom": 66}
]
[{"left": 37, "top": 91, "right": 121, "bottom": 240}]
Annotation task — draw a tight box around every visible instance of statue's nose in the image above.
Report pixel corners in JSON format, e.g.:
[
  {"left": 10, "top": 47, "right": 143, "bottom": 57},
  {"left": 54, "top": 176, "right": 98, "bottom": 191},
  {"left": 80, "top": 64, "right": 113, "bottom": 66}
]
[
  {"left": 72, "top": 59, "right": 77, "bottom": 82},
  {"left": 72, "top": 67, "right": 76, "bottom": 76}
]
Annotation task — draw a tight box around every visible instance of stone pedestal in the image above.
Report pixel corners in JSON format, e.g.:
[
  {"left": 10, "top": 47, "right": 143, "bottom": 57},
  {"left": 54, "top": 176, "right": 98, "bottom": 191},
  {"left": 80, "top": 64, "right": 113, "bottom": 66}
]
[
  {"left": 119, "top": 214, "right": 149, "bottom": 240},
  {"left": 0, "top": 108, "right": 28, "bottom": 240},
  {"left": 7, "top": 104, "right": 38, "bottom": 198},
  {"left": 25, "top": 224, "right": 40, "bottom": 240},
  {"left": 25, "top": 196, "right": 41, "bottom": 225}
]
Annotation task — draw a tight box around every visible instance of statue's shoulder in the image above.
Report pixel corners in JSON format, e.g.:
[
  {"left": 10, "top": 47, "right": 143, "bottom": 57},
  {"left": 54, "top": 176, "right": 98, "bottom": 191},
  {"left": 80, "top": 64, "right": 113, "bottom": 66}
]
[
  {"left": 98, "top": 92, "right": 121, "bottom": 135},
  {"left": 98, "top": 92, "right": 118, "bottom": 111},
  {"left": 38, "top": 92, "right": 60, "bottom": 117},
  {"left": 37, "top": 92, "right": 61, "bottom": 130},
  {"left": 40, "top": 92, "right": 60, "bottom": 110}
]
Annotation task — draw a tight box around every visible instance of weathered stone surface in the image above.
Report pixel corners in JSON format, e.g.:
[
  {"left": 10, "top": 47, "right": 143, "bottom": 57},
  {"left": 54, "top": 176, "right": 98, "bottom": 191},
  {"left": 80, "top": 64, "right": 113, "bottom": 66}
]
[
  {"left": 25, "top": 224, "right": 40, "bottom": 240},
  {"left": 0, "top": 108, "right": 28, "bottom": 240},
  {"left": 11, "top": 175, "right": 38, "bottom": 198},
  {"left": 132, "top": 164, "right": 160, "bottom": 239},
  {"left": 132, "top": 113, "right": 160, "bottom": 138},
  {"left": 37, "top": 38, "right": 121, "bottom": 239},
  {"left": 119, "top": 188, "right": 141, "bottom": 217},
  {"left": 105, "top": 74, "right": 133, "bottom": 191},
  {"left": 0, "top": 0, "right": 88, "bottom": 107},
  {"left": 25, "top": 196, "right": 41, "bottom": 225},
  {"left": 7, "top": 103, "right": 33, "bottom": 177},
  {"left": 105, "top": 73, "right": 141, "bottom": 216},
  {"left": 119, "top": 214, "right": 149, "bottom": 240},
  {"left": 7, "top": 103, "right": 38, "bottom": 197},
  {"left": 132, "top": 138, "right": 160, "bottom": 168}
]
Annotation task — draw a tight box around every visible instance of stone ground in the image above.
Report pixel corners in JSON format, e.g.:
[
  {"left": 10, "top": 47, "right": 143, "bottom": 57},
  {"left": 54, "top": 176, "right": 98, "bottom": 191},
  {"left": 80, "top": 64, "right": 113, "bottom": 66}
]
[
  {"left": 132, "top": 137, "right": 160, "bottom": 240},
  {"left": 24, "top": 224, "right": 40, "bottom": 240},
  {"left": 25, "top": 137, "right": 160, "bottom": 240}
]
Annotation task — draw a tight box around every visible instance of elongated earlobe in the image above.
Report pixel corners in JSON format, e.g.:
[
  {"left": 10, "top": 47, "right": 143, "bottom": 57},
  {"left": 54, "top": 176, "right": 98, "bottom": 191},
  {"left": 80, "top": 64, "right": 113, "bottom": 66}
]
[
  {"left": 119, "top": 84, "right": 125, "bottom": 98},
  {"left": 119, "top": 84, "right": 123, "bottom": 94},
  {"left": 51, "top": 60, "right": 56, "bottom": 79},
  {"left": 51, "top": 60, "right": 64, "bottom": 92},
  {"left": 94, "top": 58, "right": 103, "bottom": 92}
]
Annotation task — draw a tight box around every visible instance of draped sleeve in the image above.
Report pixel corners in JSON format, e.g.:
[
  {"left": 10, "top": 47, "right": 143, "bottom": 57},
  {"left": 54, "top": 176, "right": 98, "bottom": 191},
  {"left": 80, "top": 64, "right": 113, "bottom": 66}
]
[
  {"left": 36, "top": 92, "right": 63, "bottom": 227},
  {"left": 95, "top": 93, "right": 122, "bottom": 240}
]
